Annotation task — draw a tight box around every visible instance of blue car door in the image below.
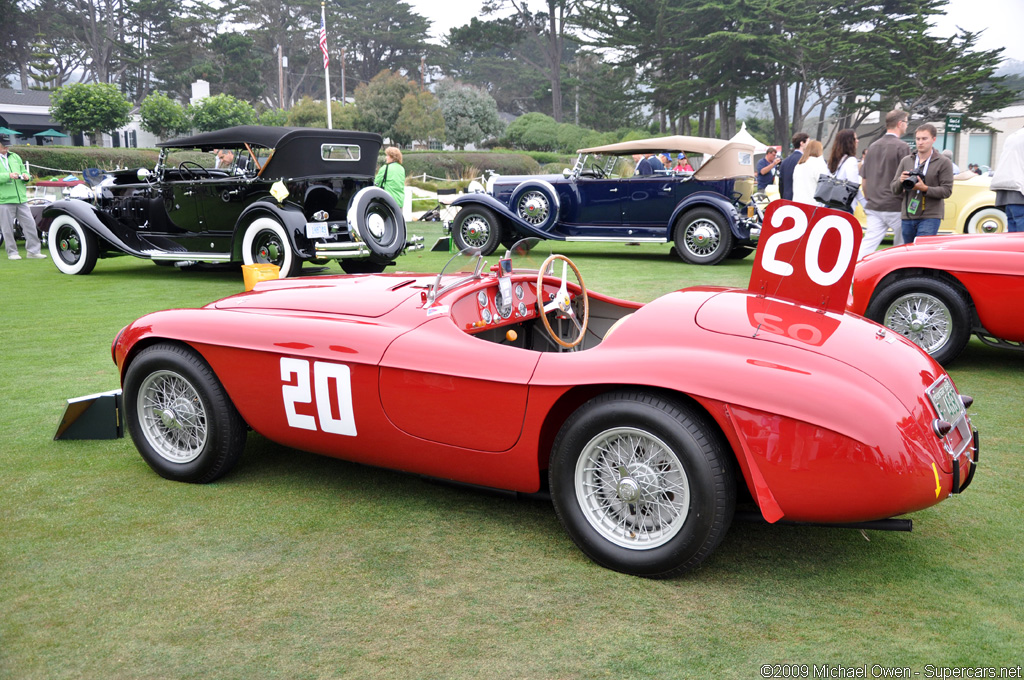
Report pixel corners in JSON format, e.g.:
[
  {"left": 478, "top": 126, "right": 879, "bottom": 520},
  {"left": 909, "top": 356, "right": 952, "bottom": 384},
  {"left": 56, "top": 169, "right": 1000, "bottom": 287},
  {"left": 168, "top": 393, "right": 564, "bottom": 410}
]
[{"left": 621, "top": 175, "right": 681, "bottom": 228}]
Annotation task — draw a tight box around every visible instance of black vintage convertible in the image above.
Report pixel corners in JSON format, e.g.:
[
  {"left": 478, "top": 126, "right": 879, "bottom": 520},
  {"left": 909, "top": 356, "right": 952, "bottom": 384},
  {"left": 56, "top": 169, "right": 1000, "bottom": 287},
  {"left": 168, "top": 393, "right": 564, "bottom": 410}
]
[{"left": 43, "top": 126, "right": 419, "bottom": 277}]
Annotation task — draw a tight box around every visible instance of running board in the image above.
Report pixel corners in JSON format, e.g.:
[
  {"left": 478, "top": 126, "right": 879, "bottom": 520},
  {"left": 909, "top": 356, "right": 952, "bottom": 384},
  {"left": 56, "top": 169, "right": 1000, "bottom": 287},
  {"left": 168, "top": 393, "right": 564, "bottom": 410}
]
[
  {"left": 145, "top": 251, "right": 232, "bottom": 262},
  {"left": 564, "top": 236, "right": 668, "bottom": 243}
]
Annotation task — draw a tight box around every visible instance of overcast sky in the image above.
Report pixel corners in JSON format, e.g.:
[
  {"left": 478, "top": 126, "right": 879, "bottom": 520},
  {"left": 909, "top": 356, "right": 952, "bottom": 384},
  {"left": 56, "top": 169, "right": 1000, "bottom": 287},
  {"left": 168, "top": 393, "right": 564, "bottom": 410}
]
[{"left": 406, "top": 0, "right": 1024, "bottom": 62}]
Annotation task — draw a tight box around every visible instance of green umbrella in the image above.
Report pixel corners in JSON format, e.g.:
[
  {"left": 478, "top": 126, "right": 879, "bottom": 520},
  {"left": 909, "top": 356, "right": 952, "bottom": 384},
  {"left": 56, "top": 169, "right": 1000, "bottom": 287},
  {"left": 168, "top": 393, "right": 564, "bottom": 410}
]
[
  {"left": 0, "top": 126, "right": 23, "bottom": 136},
  {"left": 33, "top": 128, "right": 68, "bottom": 138}
]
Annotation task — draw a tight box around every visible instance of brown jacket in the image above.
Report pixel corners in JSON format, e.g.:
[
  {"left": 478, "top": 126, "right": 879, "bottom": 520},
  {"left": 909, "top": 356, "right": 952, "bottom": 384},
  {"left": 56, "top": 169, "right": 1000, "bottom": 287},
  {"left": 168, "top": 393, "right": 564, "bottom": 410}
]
[
  {"left": 890, "top": 151, "right": 954, "bottom": 220},
  {"left": 862, "top": 133, "right": 910, "bottom": 212}
]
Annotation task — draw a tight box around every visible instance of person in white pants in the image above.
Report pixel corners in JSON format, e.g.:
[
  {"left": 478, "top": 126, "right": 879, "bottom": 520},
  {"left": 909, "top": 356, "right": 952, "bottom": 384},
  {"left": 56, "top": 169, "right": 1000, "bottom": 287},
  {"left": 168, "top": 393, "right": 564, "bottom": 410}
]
[{"left": 859, "top": 110, "right": 912, "bottom": 260}]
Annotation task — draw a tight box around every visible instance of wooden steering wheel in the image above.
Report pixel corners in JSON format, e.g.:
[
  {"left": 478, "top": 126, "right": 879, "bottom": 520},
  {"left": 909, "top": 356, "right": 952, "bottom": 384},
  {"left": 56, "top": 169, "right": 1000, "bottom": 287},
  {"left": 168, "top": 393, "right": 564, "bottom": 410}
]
[{"left": 536, "top": 254, "right": 589, "bottom": 349}]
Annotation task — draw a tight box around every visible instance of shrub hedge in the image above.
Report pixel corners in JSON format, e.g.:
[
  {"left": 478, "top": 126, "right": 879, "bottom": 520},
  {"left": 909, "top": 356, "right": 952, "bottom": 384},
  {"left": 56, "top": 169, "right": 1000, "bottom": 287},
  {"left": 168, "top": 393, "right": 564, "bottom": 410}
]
[
  {"left": 18, "top": 144, "right": 565, "bottom": 183},
  {"left": 400, "top": 151, "right": 542, "bottom": 181}
]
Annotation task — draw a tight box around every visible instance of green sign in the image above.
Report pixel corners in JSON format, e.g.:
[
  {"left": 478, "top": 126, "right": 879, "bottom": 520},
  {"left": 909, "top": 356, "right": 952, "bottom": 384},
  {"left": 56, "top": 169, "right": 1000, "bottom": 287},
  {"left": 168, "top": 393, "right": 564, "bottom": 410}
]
[{"left": 946, "top": 114, "right": 963, "bottom": 133}]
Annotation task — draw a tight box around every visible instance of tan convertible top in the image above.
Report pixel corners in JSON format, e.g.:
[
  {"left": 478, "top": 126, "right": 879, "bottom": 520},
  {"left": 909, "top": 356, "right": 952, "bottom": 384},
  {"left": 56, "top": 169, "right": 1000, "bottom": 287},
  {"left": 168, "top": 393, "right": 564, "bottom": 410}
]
[{"left": 578, "top": 135, "right": 756, "bottom": 180}]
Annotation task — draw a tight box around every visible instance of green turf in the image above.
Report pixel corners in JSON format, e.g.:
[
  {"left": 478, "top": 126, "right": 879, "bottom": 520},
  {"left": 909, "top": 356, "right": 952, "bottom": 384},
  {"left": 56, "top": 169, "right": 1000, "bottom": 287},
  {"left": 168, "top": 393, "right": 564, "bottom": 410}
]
[{"left": 2, "top": 224, "right": 1021, "bottom": 679}]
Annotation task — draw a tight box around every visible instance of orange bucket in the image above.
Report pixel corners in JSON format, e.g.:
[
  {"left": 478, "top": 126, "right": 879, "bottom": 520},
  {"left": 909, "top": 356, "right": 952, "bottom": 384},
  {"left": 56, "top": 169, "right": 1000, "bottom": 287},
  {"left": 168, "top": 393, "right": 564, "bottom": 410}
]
[{"left": 242, "top": 263, "right": 280, "bottom": 291}]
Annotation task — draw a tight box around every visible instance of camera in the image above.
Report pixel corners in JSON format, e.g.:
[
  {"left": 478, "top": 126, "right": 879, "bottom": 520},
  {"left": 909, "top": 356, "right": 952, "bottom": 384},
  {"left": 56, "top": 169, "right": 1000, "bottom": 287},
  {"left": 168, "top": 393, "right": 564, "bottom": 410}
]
[{"left": 901, "top": 170, "right": 924, "bottom": 190}]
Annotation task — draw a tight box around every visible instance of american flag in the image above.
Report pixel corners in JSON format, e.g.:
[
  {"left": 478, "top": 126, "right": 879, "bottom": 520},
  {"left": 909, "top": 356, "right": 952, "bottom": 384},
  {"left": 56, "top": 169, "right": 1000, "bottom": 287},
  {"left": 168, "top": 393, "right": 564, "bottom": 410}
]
[{"left": 318, "top": 8, "right": 329, "bottom": 69}]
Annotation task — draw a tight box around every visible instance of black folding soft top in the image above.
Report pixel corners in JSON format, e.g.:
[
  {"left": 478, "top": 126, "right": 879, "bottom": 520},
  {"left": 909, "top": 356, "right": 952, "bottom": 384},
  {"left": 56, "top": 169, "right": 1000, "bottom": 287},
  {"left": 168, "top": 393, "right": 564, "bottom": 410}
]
[{"left": 159, "top": 126, "right": 383, "bottom": 179}]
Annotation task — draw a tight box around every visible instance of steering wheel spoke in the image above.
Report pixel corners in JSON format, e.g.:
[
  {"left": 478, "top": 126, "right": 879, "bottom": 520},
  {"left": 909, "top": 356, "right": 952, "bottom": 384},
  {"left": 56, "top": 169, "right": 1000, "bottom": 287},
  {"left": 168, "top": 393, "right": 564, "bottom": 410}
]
[{"left": 536, "top": 254, "right": 590, "bottom": 349}]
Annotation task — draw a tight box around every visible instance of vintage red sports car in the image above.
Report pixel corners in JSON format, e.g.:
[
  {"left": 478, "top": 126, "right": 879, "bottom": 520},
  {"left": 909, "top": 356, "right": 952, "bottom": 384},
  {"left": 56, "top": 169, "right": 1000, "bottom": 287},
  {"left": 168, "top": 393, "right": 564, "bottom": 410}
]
[
  {"left": 111, "top": 202, "right": 978, "bottom": 577},
  {"left": 849, "top": 232, "right": 1024, "bottom": 365}
]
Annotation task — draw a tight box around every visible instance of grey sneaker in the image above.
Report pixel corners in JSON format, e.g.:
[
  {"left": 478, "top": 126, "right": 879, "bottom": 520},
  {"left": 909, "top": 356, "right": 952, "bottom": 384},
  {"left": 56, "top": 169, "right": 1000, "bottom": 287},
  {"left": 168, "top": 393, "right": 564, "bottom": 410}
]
[
  {"left": 8, "top": 253, "right": 21, "bottom": 260},
  {"left": 27, "top": 252, "right": 47, "bottom": 259}
]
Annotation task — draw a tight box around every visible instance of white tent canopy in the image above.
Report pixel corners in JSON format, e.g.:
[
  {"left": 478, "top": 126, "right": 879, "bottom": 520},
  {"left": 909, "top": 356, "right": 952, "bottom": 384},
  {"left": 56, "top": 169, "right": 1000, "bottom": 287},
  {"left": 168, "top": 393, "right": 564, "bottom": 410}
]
[{"left": 729, "top": 122, "right": 769, "bottom": 154}]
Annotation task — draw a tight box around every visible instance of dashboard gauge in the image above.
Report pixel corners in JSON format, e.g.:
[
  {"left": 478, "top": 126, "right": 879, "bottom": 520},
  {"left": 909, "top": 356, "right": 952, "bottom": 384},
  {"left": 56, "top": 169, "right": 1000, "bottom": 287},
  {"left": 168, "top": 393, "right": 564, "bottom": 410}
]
[
  {"left": 477, "top": 290, "right": 488, "bottom": 307},
  {"left": 481, "top": 308, "right": 492, "bottom": 324},
  {"left": 515, "top": 284, "right": 524, "bottom": 300},
  {"left": 518, "top": 302, "right": 527, "bottom": 317}
]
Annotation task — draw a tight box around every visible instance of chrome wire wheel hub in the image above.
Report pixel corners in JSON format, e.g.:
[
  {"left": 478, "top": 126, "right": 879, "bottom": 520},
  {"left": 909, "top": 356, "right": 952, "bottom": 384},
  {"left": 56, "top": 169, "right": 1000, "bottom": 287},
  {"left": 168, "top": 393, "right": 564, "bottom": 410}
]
[
  {"left": 884, "top": 292, "right": 952, "bottom": 354},
  {"left": 575, "top": 427, "right": 690, "bottom": 549},
  {"left": 460, "top": 215, "right": 491, "bottom": 247},
  {"left": 685, "top": 220, "right": 720, "bottom": 255},
  {"left": 517, "top": 191, "right": 550, "bottom": 225},
  {"left": 137, "top": 370, "right": 208, "bottom": 463}
]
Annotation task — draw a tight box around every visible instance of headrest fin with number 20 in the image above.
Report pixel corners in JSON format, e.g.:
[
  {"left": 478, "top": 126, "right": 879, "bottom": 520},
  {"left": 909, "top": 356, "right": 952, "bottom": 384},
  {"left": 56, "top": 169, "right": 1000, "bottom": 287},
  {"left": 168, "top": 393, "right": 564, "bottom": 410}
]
[{"left": 748, "top": 200, "right": 863, "bottom": 314}]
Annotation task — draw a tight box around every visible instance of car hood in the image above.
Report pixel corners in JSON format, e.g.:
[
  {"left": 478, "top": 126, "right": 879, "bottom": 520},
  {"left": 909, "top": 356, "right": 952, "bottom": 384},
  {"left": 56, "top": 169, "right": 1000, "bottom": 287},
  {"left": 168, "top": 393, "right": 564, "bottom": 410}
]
[
  {"left": 211, "top": 273, "right": 427, "bottom": 317},
  {"left": 863, "top": 232, "right": 1024, "bottom": 258}
]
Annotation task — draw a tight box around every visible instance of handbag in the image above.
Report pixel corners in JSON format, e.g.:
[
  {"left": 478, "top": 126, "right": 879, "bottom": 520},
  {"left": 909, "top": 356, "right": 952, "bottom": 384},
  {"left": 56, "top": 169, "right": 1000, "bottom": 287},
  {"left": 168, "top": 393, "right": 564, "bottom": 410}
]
[{"left": 814, "top": 155, "right": 859, "bottom": 209}]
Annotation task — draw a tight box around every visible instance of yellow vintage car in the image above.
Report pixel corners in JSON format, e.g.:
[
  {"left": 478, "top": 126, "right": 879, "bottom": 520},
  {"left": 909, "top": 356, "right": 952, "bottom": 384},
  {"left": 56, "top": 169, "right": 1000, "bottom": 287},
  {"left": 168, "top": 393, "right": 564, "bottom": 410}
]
[{"left": 762, "top": 173, "right": 1006, "bottom": 234}]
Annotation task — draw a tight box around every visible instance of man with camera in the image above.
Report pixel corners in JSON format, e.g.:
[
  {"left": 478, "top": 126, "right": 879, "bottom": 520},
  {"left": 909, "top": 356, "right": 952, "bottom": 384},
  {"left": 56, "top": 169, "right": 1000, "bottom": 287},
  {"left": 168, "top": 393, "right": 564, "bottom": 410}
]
[{"left": 890, "top": 123, "right": 953, "bottom": 245}]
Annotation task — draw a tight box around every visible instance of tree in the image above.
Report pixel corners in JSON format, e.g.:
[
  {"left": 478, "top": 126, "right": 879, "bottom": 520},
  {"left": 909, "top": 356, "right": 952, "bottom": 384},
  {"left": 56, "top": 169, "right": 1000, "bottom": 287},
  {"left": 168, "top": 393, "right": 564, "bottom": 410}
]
[
  {"left": 329, "top": 0, "right": 435, "bottom": 88},
  {"left": 353, "top": 70, "right": 417, "bottom": 142},
  {"left": 482, "top": 0, "right": 580, "bottom": 122},
  {"left": 139, "top": 92, "right": 191, "bottom": 138},
  {"left": 394, "top": 91, "right": 445, "bottom": 147},
  {"left": 189, "top": 93, "right": 257, "bottom": 131},
  {"left": 50, "top": 83, "right": 132, "bottom": 145},
  {"left": 434, "top": 80, "right": 504, "bottom": 149},
  {"left": 285, "top": 97, "right": 359, "bottom": 129},
  {"left": 442, "top": 16, "right": 550, "bottom": 116}
]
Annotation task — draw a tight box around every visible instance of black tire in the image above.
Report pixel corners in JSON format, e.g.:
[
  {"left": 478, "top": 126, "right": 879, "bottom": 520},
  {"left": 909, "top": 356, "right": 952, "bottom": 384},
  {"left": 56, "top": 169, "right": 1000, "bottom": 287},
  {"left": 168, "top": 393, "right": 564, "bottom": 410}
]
[
  {"left": 123, "top": 343, "right": 247, "bottom": 484},
  {"left": 727, "top": 246, "right": 754, "bottom": 260},
  {"left": 347, "top": 186, "right": 406, "bottom": 261},
  {"left": 864, "top": 276, "right": 972, "bottom": 365},
  {"left": 48, "top": 214, "right": 98, "bottom": 275},
  {"left": 242, "top": 216, "right": 302, "bottom": 278},
  {"left": 340, "top": 260, "right": 388, "bottom": 274},
  {"left": 509, "top": 182, "right": 558, "bottom": 231},
  {"left": 672, "top": 207, "right": 734, "bottom": 265},
  {"left": 452, "top": 205, "right": 503, "bottom": 255},
  {"left": 549, "top": 391, "right": 735, "bottom": 578}
]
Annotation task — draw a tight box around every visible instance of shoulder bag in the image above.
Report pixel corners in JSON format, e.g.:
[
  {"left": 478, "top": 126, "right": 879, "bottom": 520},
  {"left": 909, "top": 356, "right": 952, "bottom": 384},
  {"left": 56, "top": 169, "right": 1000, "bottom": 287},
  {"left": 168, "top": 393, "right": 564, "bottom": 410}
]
[{"left": 813, "top": 155, "right": 859, "bottom": 210}]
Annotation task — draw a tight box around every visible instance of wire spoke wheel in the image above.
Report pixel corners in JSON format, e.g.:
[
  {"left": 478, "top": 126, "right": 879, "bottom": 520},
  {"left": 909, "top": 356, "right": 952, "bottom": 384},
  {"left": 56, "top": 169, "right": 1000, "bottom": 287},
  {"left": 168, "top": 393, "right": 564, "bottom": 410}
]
[
  {"left": 459, "top": 214, "right": 493, "bottom": 248},
  {"left": 516, "top": 189, "right": 551, "bottom": 226},
  {"left": 575, "top": 427, "right": 690, "bottom": 550},
  {"left": 683, "top": 217, "right": 722, "bottom": 257},
  {"left": 883, "top": 292, "right": 954, "bottom": 355},
  {"left": 137, "top": 369, "right": 209, "bottom": 464}
]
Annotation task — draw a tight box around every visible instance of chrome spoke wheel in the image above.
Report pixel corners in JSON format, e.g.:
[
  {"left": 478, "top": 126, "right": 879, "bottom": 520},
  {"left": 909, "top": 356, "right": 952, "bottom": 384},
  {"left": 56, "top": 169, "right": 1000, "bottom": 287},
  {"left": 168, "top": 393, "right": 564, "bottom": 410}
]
[
  {"left": 459, "top": 214, "right": 492, "bottom": 248},
  {"left": 884, "top": 292, "right": 953, "bottom": 355},
  {"left": 136, "top": 369, "right": 209, "bottom": 464},
  {"left": 684, "top": 219, "right": 721, "bottom": 257},
  {"left": 574, "top": 426, "right": 690, "bottom": 550},
  {"left": 516, "top": 190, "right": 551, "bottom": 226}
]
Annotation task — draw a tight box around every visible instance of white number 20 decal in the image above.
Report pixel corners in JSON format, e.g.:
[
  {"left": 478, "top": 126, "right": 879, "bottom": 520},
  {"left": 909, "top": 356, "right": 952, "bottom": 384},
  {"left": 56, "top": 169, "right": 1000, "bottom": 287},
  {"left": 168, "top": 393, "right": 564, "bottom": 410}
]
[
  {"left": 280, "top": 358, "right": 357, "bottom": 436},
  {"left": 760, "top": 204, "right": 855, "bottom": 287}
]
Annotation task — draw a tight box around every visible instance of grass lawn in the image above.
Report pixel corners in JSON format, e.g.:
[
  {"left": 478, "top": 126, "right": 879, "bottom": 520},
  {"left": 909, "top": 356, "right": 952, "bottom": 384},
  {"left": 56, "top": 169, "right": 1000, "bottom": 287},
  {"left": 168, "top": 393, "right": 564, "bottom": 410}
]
[{"left": 2, "top": 223, "right": 1022, "bottom": 679}]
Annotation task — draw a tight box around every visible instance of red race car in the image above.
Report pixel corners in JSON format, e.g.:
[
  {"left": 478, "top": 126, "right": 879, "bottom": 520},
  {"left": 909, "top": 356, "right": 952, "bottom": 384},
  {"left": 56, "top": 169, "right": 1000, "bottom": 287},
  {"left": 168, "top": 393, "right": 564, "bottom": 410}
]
[
  {"left": 849, "top": 232, "right": 1024, "bottom": 365},
  {"left": 112, "top": 201, "right": 978, "bottom": 577}
]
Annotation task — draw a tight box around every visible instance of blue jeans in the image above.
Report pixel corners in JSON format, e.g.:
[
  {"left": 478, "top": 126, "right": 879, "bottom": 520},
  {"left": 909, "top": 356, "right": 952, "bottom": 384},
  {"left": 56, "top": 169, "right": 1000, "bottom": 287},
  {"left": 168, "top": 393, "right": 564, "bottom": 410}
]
[
  {"left": 1005, "top": 204, "right": 1024, "bottom": 232},
  {"left": 902, "top": 218, "right": 941, "bottom": 244}
]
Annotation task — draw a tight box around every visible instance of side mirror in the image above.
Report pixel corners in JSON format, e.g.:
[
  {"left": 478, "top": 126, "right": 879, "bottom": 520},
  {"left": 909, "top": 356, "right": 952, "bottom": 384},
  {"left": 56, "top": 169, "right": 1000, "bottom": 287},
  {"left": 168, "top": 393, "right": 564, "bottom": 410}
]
[
  {"left": 136, "top": 168, "right": 151, "bottom": 181},
  {"left": 562, "top": 168, "right": 571, "bottom": 178}
]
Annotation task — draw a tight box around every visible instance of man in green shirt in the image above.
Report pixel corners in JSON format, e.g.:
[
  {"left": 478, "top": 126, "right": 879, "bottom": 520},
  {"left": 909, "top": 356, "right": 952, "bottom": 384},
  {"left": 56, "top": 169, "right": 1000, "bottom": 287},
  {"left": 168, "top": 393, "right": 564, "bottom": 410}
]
[{"left": 0, "top": 137, "right": 45, "bottom": 260}]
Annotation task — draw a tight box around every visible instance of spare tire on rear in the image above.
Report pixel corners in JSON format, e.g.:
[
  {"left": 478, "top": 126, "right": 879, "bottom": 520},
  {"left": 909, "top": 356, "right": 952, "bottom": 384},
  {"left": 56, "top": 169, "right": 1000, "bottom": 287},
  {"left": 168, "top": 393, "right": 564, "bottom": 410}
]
[{"left": 347, "top": 186, "right": 406, "bottom": 262}]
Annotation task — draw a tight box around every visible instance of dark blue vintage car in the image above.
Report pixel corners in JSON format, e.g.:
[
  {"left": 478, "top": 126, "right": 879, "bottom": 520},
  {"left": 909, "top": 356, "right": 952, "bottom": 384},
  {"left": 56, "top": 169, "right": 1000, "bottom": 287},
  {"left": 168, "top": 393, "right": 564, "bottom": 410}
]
[{"left": 448, "top": 136, "right": 763, "bottom": 265}]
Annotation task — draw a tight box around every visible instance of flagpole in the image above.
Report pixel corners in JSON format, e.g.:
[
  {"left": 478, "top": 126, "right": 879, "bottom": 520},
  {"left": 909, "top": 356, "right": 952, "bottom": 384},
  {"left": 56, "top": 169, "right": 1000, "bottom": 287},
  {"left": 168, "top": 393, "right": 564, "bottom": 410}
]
[{"left": 320, "top": 2, "right": 332, "bottom": 129}]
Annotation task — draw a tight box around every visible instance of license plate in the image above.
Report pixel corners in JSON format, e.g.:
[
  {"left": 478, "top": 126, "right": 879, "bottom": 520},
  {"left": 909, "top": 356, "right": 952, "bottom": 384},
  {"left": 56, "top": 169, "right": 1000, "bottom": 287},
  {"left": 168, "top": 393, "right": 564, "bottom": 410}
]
[
  {"left": 927, "top": 376, "right": 965, "bottom": 425},
  {"left": 305, "top": 222, "right": 329, "bottom": 238}
]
